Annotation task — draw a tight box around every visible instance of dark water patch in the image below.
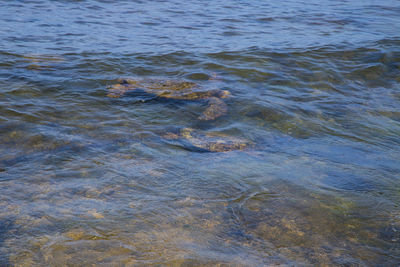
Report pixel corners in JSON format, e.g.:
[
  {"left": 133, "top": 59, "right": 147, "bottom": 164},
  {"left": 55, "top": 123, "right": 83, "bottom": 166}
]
[{"left": 0, "top": 218, "right": 15, "bottom": 267}]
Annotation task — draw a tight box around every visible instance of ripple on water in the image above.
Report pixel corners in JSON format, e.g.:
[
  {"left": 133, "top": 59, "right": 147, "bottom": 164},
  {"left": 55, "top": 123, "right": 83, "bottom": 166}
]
[{"left": 0, "top": 0, "right": 400, "bottom": 265}]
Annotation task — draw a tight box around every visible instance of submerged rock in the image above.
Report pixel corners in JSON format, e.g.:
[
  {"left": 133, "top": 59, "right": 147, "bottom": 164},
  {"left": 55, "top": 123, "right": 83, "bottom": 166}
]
[
  {"left": 23, "top": 54, "right": 64, "bottom": 71},
  {"left": 164, "top": 128, "right": 251, "bottom": 152},
  {"left": 107, "top": 78, "right": 230, "bottom": 120}
]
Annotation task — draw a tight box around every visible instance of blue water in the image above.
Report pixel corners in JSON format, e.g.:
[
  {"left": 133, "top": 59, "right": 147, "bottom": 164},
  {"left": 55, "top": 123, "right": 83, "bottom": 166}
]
[{"left": 0, "top": 0, "right": 400, "bottom": 265}]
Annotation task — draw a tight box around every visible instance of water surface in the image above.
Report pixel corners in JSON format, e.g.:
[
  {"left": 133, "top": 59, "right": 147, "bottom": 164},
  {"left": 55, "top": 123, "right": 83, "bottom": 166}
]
[{"left": 1, "top": 0, "right": 400, "bottom": 265}]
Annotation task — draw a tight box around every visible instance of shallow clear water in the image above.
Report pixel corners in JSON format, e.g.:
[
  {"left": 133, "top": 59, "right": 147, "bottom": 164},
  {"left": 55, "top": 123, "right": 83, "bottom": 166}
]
[{"left": 1, "top": 0, "right": 400, "bottom": 265}]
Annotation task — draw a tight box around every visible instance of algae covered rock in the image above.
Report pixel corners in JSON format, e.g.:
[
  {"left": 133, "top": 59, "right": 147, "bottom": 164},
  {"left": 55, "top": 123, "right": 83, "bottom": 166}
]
[
  {"left": 164, "top": 128, "right": 251, "bottom": 152},
  {"left": 107, "top": 78, "right": 230, "bottom": 120}
]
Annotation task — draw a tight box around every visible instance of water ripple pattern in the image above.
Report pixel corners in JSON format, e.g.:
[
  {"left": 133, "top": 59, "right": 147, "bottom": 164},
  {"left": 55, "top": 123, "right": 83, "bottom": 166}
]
[{"left": 0, "top": 0, "right": 400, "bottom": 265}]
